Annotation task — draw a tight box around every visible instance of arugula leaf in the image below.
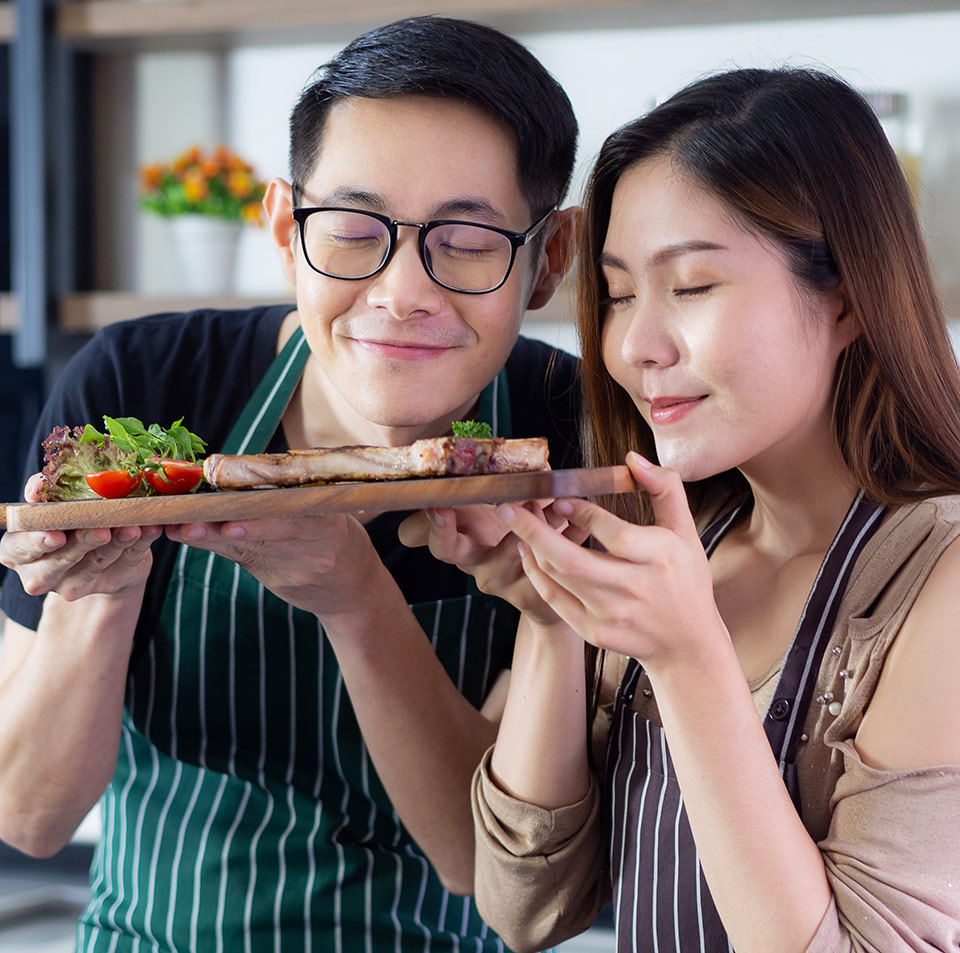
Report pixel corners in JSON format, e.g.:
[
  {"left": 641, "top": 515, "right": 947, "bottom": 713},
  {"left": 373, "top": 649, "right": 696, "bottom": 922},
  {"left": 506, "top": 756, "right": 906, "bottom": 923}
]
[
  {"left": 451, "top": 420, "right": 493, "bottom": 439},
  {"left": 77, "top": 415, "right": 206, "bottom": 467}
]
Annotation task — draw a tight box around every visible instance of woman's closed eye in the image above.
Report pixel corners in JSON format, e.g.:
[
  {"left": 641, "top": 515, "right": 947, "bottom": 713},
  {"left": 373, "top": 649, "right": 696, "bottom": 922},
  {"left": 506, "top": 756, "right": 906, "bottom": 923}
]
[
  {"left": 601, "top": 293, "right": 635, "bottom": 310},
  {"left": 673, "top": 284, "right": 714, "bottom": 298}
]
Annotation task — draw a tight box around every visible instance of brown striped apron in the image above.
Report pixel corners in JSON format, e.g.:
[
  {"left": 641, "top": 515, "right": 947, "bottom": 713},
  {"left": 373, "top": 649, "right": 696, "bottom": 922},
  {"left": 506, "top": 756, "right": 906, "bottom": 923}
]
[{"left": 606, "top": 491, "right": 884, "bottom": 952}]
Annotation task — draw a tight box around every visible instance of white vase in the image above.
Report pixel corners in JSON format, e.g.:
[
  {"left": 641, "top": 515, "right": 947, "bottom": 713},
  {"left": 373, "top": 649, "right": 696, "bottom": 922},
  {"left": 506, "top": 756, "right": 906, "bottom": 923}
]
[{"left": 168, "top": 215, "right": 242, "bottom": 295}]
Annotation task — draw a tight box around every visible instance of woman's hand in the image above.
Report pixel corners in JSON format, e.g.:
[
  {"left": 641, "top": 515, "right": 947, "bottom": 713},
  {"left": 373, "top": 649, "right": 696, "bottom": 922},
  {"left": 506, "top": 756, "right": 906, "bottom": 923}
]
[
  {"left": 0, "top": 475, "right": 161, "bottom": 602},
  {"left": 495, "top": 453, "right": 725, "bottom": 668},
  {"left": 398, "top": 502, "right": 586, "bottom": 624}
]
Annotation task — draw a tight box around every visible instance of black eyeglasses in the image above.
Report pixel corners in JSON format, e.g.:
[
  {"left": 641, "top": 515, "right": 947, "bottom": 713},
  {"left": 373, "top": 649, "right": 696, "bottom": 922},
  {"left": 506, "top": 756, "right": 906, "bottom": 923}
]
[{"left": 291, "top": 206, "right": 555, "bottom": 295}]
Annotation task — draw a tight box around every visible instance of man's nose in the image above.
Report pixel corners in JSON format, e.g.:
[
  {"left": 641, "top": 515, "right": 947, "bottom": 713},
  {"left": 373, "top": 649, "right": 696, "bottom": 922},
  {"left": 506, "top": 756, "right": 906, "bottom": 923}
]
[{"left": 365, "top": 227, "right": 444, "bottom": 318}]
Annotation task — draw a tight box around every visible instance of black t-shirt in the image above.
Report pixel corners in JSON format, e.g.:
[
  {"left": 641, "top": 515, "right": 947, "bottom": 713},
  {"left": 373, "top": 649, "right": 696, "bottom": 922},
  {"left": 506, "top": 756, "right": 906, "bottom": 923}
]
[{"left": 1, "top": 304, "right": 581, "bottom": 652}]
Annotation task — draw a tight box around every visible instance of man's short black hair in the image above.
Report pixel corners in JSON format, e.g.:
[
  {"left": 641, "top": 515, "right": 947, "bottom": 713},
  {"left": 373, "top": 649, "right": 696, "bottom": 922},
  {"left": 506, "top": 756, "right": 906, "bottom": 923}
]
[{"left": 289, "top": 16, "right": 578, "bottom": 217}]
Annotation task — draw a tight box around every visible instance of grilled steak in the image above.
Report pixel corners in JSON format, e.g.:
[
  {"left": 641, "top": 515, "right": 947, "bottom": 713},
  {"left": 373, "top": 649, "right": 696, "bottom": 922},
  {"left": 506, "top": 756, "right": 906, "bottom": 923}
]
[{"left": 202, "top": 436, "right": 549, "bottom": 490}]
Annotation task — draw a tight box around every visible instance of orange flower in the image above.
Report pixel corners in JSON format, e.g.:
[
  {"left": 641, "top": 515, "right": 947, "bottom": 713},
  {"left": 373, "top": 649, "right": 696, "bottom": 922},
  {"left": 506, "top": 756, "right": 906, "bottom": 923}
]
[
  {"left": 183, "top": 167, "right": 209, "bottom": 203},
  {"left": 140, "top": 162, "right": 166, "bottom": 191},
  {"left": 200, "top": 156, "right": 221, "bottom": 178},
  {"left": 173, "top": 145, "right": 202, "bottom": 173},
  {"left": 226, "top": 169, "right": 254, "bottom": 199},
  {"left": 241, "top": 201, "right": 264, "bottom": 225}
]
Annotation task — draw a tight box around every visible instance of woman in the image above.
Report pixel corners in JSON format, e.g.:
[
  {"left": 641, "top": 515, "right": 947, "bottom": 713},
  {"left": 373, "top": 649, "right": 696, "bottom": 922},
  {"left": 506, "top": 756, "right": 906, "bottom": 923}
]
[{"left": 401, "top": 67, "right": 960, "bottom": 952}]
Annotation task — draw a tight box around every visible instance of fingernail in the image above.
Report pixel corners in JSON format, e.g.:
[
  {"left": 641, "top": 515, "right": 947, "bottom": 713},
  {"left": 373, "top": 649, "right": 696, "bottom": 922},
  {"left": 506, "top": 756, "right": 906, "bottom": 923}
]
[
  {"left": 42, "top": 534, "right": 60, "bottom": 549},
  {"left": 554, "top": 499, "right": 574, "bottom": 516},
  {"left": 498, "top": 504, "right": 516, "bottom": 522},
  {"left": 184, "top": 525, "right": 206, "bottom": 540},
  {"left": 223, "top": 524, "right": 245, "bottom": 539},
  {"left": 629, "top": 451, "right": 653, "bottom": 468}
]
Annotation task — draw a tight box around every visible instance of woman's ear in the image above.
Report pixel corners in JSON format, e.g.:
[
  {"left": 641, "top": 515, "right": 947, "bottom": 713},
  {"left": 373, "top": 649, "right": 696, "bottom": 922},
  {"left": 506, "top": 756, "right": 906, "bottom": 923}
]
[
  {"left": 832, "top": 283, "right": 860, "bottom": 350},
  {"left": 264, "top": 178, "right": 298, "bottom": 288},
  {"left": 526, "top": 206, "right": 580, "bottom": 311}
]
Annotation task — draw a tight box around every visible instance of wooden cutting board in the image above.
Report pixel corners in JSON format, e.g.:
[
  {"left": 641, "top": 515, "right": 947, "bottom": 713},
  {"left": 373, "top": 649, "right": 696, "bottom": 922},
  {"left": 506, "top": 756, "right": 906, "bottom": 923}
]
[{"left": 0, "top": 466, "right": 635, "bottom": 532}]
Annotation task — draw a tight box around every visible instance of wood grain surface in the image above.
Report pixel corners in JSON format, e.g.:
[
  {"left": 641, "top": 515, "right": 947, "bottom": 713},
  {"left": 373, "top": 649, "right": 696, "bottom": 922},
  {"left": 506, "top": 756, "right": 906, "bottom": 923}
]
[{"left": 0, "top": 466, "right": 635, "bottom": 532}]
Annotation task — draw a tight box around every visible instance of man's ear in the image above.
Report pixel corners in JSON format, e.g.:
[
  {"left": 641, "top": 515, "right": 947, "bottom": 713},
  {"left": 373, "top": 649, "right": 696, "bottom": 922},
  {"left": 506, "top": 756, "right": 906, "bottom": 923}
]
[
  {"left": 264, "top": 178, "right": 298, "bottom": 288},
  {"left": 526, "top": 206, "right": 579, "bottom": 311}
]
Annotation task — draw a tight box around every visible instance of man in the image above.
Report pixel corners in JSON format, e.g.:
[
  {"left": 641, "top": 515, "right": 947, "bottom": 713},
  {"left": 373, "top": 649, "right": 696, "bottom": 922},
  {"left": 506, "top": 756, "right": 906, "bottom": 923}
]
[{"left": 0, "top": 15, "right": 579, "bottom": 953}]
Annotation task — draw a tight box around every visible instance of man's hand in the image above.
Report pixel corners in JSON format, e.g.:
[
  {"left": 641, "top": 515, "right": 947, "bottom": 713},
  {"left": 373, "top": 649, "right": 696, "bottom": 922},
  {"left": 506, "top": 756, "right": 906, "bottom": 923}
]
[
  {"left": 399, "top": 501, "right": 587, "bottom": 625},
  {"left": 165, "top": 512, "right": 383, "bottom": 619},
  {"left": 0, "top": 475, "right": 161, "bottom": 602}
]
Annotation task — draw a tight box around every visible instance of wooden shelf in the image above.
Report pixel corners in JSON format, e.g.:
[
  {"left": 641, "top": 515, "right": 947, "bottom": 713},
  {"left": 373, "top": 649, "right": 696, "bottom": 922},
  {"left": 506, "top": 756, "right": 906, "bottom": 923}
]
[
  {"left": 53, "top": 0, "right": 960, "bottom": 48},
  {"left": 56, "top": 290, "right": 575, "bottom": 333},
  {"left": 0, "top": 293, "right": 16, "bottom": 333},
  {"left": 0, "top": 4, "right": 14, "bottom": 43},
  {"left": 2, "top": 285, "right": 958, "bottom": 336},
  {"left": 57, "top": 292, "right": 291, "bottom": 332}
]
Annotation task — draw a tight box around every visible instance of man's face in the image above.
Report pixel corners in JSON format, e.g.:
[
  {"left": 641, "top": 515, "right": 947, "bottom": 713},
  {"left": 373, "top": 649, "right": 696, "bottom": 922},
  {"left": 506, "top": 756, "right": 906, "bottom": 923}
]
[{"left": 279, "top": 95, "right": 544, "bottom": 442}]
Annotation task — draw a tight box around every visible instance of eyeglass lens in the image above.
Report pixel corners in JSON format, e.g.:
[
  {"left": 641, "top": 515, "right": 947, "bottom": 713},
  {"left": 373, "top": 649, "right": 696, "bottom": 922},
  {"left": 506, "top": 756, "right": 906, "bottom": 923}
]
[{"left": 300, "top": 209, "right": 517, "bottom": 293}]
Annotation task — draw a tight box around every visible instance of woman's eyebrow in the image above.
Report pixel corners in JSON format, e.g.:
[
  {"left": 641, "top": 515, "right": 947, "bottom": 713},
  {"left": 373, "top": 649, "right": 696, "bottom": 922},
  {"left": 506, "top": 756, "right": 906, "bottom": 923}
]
[
  {"left": 599, "top": 251, "right": 629, "bottom": 271},
  {"left": 649, "top": 240, "right": 727, "bottom": 266},
  {"left": 600, "top": 240, "right": 728, "bottom": 273}
]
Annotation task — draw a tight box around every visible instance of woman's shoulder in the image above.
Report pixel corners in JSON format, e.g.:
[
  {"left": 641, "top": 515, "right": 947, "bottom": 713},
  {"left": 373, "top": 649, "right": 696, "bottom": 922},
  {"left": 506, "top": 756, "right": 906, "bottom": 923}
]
[{"left": 852, "top": 513, "right": 960, "bottom": 771}]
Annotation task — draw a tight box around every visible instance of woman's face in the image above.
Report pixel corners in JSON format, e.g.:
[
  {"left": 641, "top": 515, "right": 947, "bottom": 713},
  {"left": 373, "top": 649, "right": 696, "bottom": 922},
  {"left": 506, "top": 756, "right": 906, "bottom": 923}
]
[{"left": 600, "top": 156, "right": 852, "bottom": 483}]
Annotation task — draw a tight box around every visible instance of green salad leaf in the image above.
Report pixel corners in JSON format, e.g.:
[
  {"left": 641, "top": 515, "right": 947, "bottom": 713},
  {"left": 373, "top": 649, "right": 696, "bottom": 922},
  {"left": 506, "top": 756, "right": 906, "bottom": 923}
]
[{"left": 38, "top": 416, "right": 207, "bottom": 502}]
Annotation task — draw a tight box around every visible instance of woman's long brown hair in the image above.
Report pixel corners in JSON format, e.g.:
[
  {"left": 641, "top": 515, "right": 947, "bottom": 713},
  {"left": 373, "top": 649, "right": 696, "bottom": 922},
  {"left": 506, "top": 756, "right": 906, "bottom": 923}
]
[{"left": 576, "top": 68, "right": 960, "bottom": 724}]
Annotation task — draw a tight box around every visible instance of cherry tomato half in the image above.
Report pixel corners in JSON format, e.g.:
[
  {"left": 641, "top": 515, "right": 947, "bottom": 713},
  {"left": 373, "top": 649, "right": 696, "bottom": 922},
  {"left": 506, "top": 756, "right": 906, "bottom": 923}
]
[
  {"left": 142, "top": 458, "right": 204, "bottom": 495},
  {"left": 85, "top": 469, "right": 142, "bottom": 499}
]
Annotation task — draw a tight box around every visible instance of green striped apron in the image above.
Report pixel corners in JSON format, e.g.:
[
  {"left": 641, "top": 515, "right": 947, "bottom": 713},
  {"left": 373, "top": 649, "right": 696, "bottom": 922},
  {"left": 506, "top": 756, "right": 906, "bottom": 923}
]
[{"left": 77, "top": 326, "right": 517, "bottom": 953}]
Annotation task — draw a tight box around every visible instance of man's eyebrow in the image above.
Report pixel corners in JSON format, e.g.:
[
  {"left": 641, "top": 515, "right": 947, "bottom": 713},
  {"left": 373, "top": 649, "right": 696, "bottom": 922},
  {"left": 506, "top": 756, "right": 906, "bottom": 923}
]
[
  {"left": 430, "top": 198, "right": 509, "bottom": 225},
  {"left": 301, "top": 188, "right": 509, "bottom": 225},
  {"left": 313, "top": 187, "right": 389, "bottom": 211}
]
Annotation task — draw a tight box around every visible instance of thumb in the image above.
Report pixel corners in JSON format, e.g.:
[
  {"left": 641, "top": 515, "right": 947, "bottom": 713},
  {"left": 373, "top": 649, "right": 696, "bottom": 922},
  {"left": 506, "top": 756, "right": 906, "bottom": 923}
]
[
  {"left": 626, "top": 452, "right": 699, "bottom": 543},
  {"left": 397, "top": 510, "right": 431, "bottom": 548},
  {"left": 24, "top": 473, "right": 44, "bottom": 503}
]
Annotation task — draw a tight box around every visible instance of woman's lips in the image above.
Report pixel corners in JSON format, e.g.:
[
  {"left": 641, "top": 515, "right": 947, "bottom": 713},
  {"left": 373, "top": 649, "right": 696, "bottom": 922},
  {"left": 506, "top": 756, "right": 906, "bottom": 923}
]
[{"left": 647, "top": 395, "right": 706, "bottom": 425}]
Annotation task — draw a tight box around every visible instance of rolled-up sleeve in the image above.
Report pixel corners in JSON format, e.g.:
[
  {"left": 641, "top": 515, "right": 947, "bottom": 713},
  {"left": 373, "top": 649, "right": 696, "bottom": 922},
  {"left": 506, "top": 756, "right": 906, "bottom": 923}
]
[
  {"left": 471, "top": 746, "right": 610, "bottom": 953},
  {"left": 807, "top": 740, "right": 960, "bottom": 952}
]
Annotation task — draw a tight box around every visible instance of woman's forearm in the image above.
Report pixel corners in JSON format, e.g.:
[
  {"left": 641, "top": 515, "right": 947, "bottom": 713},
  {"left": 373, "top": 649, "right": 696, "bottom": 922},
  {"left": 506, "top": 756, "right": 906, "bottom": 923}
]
[{"left": 490, "top": 615, "right": 591, "bottom": 809}]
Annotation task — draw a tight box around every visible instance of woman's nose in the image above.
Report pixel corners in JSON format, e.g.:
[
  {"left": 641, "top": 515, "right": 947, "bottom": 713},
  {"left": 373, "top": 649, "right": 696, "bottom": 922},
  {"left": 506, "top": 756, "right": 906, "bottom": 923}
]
[{"left": 619, "top": 305, "right": 680, "bottom": 368}]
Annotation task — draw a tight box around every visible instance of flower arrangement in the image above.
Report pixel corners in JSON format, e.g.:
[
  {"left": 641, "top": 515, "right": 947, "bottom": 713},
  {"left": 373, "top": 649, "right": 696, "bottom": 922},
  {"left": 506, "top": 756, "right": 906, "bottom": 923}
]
[{"left": 139, "top": 145, "right": 266, "bottom": 224}]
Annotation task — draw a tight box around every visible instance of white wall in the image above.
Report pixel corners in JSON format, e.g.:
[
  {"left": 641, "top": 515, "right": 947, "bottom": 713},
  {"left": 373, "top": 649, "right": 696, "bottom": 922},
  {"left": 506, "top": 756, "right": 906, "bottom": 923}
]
[{"left": 133, "top": 9, "right": 960, "bottom": 327}]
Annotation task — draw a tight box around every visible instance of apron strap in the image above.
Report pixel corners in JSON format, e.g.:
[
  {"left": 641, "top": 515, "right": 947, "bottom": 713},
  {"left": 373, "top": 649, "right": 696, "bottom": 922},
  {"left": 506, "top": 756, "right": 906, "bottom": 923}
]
[
  {"left": 220, "top": 325, "right": 310, "bottom": 456},
  {"left": 477, "top": 366, "right": 511, "bottom": 439},
  {"left": 464, "top": 366, "right": 512, "bottom": 599},
  {"left": 763, "top": 490, "right": 885, "bottom": 769}
]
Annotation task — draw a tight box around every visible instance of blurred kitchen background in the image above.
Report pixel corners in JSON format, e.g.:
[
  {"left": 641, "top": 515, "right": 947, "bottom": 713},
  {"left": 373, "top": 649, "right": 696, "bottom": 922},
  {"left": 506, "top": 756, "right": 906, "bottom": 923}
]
[{"left": 1, "top": 1, "right": 960, "bottom": 950}]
